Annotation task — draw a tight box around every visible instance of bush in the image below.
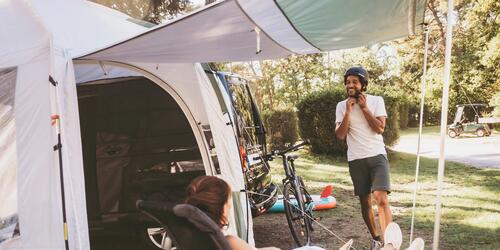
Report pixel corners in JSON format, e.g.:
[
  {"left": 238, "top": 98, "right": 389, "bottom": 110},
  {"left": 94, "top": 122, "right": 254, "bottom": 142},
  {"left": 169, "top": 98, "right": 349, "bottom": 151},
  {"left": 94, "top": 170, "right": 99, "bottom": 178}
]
[
  {"left": 262, "top": 109, "right": 299, "bottom": 150},
  {"left": 297, "top": 86, "right": 401, "bottom": 156},
  {"left": 297, "top": 87, "right": 347, "bottom": 155}
]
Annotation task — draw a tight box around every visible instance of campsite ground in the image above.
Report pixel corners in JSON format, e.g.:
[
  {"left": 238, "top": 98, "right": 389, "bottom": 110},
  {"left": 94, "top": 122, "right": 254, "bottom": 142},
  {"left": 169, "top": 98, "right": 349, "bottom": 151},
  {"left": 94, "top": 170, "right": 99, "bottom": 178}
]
[{"left": 253, "top": 128, "right": 500, "bottom": 250}]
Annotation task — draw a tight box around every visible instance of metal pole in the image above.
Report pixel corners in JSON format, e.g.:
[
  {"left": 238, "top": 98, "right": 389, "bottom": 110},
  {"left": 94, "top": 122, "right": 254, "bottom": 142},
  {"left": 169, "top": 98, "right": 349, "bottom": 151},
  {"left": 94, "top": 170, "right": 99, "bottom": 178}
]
[
  {"left": 51, "top": 114, "right": 69, "bottom": 250},
  {"left": 409, "top": 26, "right": 429, "bottom": 244},
  {"left": 48, "top": 34, "right": 69, "bottom": 250},
  {"left": 433, "top": 0, "right": 454, "bottom": 249}
]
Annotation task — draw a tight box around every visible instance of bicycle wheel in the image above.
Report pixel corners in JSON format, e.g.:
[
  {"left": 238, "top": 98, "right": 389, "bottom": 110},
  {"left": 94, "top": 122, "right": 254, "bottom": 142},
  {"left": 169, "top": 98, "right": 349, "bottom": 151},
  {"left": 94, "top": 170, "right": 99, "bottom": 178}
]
[{"left": 283, "top": 181, "right": 311, "bottom": 247}]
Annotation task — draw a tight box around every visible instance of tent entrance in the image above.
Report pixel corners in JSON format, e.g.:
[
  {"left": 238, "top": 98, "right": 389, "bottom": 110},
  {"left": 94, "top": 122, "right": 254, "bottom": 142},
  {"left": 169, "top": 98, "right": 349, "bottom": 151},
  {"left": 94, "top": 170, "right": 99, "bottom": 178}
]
[{"left": 77, "top": 77, "right": 205, "bottom": 249}]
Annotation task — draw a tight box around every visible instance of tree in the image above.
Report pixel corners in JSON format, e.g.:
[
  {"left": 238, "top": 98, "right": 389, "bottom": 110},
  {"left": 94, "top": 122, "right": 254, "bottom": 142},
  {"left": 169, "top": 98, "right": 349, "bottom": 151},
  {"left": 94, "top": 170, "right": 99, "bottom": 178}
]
[
  {"left": 92, "top": 0, "right": 192, "bottom": 24},
  {"left": 393, "top": 0, "right": 500, "bottom": 125}
]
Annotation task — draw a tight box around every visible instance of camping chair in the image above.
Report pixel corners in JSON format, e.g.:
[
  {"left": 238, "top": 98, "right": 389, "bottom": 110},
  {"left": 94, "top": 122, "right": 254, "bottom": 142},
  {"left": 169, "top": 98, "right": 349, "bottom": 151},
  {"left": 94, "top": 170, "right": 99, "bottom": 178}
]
[{"left": 136, "top": 200, "right": 231, "bottom": 250}]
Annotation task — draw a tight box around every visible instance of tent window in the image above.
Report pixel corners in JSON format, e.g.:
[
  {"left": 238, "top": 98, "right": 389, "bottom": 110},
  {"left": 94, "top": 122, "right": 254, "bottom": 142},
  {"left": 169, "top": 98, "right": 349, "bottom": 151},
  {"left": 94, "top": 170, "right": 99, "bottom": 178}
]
[{"left": 0, "top": 67, "right": 20, "bottom": 243}]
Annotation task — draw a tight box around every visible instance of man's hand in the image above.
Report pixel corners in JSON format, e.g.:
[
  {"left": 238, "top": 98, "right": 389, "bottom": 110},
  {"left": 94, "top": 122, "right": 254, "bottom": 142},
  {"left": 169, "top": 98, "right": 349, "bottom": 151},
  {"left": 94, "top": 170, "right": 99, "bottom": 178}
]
[
  {"left": 337, "top": 98, "right": 355, "bottom": 140},
  {"left": 358, "top": 93, "right": 367, "bottom": 110},
  {"left": 346, "top": 97, "right": 356, "bottom": 114}
]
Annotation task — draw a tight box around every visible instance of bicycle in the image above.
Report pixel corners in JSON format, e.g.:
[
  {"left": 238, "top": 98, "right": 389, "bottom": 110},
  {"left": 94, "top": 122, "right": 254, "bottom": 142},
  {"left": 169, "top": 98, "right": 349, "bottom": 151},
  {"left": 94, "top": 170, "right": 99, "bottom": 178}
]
[{"left": 265, "top": 141, "right": 314, "bottom": 247}]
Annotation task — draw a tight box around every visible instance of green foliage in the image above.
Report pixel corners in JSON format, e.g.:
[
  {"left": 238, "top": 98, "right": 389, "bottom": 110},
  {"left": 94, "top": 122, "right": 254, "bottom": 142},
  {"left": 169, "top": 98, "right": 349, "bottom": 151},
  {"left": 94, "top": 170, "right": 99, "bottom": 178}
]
[
  {"left": 393, "top": 0, "right": 500, "bottom": 124},
  {"left": 253, "top": 54, "right": 330, "bottom": 112},
  {"left": 297, "top": 86, "right": 402, "bottom": 156},
  {"left": 92, "top": 0, "right": 193, "bottom": 24},
  {"left": 296, "top": 87, "right": 346, "bottom": 155},
  {"left": 262, "top": 109, "right": 299, "bottom": 151}
]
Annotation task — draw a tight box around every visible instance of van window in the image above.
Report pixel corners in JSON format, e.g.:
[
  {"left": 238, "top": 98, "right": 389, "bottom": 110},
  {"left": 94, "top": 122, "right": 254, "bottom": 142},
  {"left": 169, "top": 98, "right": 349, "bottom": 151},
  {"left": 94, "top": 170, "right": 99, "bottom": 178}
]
[{"left": 228, "top": 78, "right": 260, "bottom": 150}]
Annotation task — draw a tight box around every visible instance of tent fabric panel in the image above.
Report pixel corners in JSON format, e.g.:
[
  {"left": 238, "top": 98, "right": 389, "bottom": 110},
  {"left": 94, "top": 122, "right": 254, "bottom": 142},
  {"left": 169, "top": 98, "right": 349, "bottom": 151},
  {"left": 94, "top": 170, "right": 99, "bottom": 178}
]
[
  {"left": 14, "top": 58, "right": 64, "bottom": 249},
  {"left": 236, "top": 0, "right": 320, "bottom": 54},
  {"left": 74, "top": 63, "right": 141, "bottom": 84},
  {"left": 193, "top": 64, "right": 253, "bottom": 243},
  {"left": 276, "top": 0, "right": 425, "bottom": 50},
  {"left": 194, "top": 63, "right": 245, "bottom": 190},
  {"left": 79, "top": 0, "right": 290, "bottom": 63},
  {"left": 0, "top": 67, "right": 19, "bottom": 244},
  {"left": 53, "top": 58, "right": 90, "bottom": 250}
]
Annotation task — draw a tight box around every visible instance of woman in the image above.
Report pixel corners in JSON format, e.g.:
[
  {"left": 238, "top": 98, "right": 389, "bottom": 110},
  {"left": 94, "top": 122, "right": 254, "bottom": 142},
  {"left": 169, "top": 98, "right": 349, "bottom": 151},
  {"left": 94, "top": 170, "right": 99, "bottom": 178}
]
[{"left": 185, "top": 176, "right": 279, "bottom": 250}]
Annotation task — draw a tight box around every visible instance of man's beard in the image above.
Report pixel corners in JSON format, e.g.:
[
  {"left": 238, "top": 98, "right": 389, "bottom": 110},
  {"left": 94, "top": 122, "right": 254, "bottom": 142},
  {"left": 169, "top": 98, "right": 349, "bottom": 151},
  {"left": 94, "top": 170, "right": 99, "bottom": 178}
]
[{"left": 347, "top": 88, "right": 361, "bottom": 98}]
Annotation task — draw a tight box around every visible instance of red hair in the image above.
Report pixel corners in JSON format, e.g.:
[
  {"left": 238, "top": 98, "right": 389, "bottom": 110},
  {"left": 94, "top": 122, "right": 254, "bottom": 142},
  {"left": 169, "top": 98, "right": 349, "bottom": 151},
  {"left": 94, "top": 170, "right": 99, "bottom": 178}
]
[{"left": 185, "top": 176, "right": 231, "bottom": 228}]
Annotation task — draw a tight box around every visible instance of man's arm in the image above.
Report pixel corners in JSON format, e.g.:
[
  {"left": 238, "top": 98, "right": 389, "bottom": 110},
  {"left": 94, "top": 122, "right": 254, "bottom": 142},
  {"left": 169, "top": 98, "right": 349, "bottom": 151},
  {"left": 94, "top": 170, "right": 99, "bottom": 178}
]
[
  {"left": 335, "top": 116, "right": 350, "bottom": 140},
  {"left": 335, "top": 98, "right": 356, "bottom": 140},
  {"left": 358, "top": 94, "right": 385, "bottom": 134}
]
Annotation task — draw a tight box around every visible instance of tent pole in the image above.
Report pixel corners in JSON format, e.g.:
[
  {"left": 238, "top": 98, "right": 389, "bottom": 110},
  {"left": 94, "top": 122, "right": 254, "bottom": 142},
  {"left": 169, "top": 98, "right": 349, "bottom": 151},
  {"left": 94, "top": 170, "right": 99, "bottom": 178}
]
[
  {"left": 48, "top": 35, "right": 69, "bottom": 250},
  {"left": 409, "top": 25, "right": 429, "bottom": 244},
  {"left": 433, "top": 0, "right": 455, "bottom": 249}
]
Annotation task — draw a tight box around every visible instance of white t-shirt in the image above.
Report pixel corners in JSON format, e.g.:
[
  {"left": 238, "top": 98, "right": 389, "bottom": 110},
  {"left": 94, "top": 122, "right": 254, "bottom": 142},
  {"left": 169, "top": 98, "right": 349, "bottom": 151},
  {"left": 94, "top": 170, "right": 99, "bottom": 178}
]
[{"left": 335, "top": 94, "right": 387, "bottom": 161}]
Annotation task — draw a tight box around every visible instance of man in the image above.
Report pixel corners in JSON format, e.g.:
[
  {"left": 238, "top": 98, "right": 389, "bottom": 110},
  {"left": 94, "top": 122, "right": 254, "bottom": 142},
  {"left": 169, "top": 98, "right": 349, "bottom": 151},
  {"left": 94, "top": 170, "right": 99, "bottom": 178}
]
[{"left": 335, "top": 66, "right": 392, "bottom": 250}]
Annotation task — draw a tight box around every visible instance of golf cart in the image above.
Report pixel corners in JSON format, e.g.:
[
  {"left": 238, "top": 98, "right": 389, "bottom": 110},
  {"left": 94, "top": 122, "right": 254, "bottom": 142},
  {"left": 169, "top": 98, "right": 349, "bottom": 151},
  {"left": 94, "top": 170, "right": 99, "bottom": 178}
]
[{"left": 448, "top": 104, "right": 492, "bottom": 138}]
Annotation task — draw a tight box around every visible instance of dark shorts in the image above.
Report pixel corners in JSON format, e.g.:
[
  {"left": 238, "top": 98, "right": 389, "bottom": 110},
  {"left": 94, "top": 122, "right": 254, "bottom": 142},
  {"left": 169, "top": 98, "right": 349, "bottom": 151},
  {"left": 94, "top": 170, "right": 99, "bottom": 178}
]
[{"left": 348, "top": 154, "right": 391, "bottom": 196}]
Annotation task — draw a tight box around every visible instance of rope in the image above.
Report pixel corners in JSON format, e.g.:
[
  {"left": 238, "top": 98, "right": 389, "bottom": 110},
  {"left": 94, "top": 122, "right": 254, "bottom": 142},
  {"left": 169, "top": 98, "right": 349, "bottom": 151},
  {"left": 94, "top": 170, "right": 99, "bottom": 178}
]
[
  {"left": 245, "top": 190, "right": 358, "bottom": 250},
  {"left": 409, "top": 25, "right": 429, "bottom": 244}
]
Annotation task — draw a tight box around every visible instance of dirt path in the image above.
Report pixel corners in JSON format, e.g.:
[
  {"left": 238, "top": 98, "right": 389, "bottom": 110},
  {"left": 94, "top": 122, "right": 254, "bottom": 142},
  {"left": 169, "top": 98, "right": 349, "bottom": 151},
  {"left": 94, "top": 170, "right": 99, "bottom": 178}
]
[{"left": 253, "top": 189, "right": 375, "bottom": 250}]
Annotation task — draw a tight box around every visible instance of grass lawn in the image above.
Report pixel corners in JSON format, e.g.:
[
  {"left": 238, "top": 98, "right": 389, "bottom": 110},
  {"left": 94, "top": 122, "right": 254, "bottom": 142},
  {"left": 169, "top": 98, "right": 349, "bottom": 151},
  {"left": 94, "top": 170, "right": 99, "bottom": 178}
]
[
  {"left": 267, "top": 150, "right": 500, "bottom": 249},
  {"left": 399, "top": 125, "right": 441, "bottom": 136}
]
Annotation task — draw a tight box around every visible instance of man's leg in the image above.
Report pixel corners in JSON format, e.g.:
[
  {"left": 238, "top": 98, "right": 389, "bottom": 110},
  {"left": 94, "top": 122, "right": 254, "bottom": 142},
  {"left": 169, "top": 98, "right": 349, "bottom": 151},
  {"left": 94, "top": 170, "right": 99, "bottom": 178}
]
[
  {"left": 373, "top": 190, "right": 392, "bottom": 239},
  {"left": 359, "top": 194, "right": 378, "bottom": 239}
]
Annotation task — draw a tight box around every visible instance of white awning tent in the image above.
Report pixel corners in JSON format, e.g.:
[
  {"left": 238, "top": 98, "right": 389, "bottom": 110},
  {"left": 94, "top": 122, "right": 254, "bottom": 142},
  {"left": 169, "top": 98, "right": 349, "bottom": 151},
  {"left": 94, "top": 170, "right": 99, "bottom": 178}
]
[
  {"left": 0, "top": 0, "right": 426, "bottom": 249},
  {"left": 78, "top": 0, "right": 426, "bottom": 62}
]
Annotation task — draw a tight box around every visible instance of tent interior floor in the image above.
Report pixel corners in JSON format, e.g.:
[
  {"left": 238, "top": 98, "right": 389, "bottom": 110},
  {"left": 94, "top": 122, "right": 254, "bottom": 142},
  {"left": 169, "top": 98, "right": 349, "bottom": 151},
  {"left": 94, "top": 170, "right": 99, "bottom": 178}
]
[{"left": 77, "top": 77, "right": 206, "bottom": 249}]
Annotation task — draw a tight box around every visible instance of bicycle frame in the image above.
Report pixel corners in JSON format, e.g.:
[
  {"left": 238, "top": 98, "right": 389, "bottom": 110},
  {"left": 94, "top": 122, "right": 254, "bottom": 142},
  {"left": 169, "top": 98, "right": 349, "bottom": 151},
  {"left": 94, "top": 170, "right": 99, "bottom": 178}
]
[{"left": 267, "top": 141, "right": 313, "bottom": 246}]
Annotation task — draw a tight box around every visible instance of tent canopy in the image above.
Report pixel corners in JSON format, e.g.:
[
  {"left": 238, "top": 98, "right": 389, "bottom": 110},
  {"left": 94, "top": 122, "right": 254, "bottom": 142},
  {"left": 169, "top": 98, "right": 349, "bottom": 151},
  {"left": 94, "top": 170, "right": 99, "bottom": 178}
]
[
  {"left": 1, "top": 0, "right": 427, "bottom": 249},
  {"left": 78, "top": 0, "right": 426, "bottom": 63}
]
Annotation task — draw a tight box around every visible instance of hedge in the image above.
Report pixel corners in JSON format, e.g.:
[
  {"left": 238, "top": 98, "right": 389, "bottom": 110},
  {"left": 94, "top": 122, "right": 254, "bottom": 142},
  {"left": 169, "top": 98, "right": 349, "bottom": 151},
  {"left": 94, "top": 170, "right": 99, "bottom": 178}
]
[
  {"left": 262, "top": 109, "right": 299, "bottom": 150},
  {"left": 296, "top": 87, "right": 347, "bottom": 155},
  {"left": 296, "top": 86, "right": 401, "bottom": 156}
]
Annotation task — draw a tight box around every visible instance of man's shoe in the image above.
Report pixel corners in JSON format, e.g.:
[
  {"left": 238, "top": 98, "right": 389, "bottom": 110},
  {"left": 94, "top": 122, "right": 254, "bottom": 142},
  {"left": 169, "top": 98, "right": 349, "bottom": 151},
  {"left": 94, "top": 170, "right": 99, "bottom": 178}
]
[{"left": 370, "top": 239, "right": 383, "bottom": 250}]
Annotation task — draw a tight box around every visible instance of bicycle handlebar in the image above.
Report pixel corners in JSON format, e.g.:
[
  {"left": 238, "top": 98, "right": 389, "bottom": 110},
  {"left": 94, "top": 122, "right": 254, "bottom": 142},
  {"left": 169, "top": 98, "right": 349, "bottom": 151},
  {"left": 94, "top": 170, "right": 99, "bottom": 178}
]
[{"left": 264, "top": 140, "right": 310, "bottom": 160}]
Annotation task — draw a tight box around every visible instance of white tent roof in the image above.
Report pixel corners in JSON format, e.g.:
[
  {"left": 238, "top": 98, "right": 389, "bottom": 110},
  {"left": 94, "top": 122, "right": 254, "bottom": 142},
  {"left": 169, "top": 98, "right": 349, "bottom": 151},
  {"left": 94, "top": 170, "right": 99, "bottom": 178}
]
[
  {"left": 29, "top": 0, "right": 146, "bottom": 57},
  {"left": 0, "top": 0, "right": 49, "bottom": 67},
  {"left": 78, "top": 0, "right": 426, "bottom": 63}
]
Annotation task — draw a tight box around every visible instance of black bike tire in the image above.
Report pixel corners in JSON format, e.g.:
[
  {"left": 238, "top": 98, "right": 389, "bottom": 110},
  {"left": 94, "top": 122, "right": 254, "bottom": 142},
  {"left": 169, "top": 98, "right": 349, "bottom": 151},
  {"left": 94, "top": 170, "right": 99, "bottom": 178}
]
[{"left": 283, "top": 181, "right": 310, "bottom": 247}]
